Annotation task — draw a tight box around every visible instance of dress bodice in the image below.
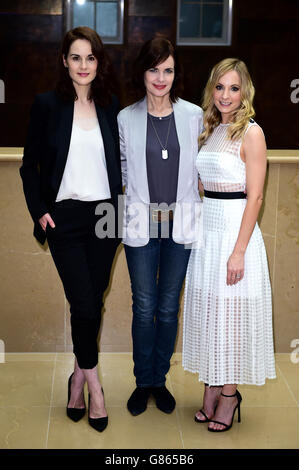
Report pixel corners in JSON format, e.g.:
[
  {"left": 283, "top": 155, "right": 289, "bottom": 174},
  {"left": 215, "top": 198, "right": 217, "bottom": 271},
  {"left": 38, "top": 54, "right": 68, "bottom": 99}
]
[{"left": 197, "top": 122, "right": 258, "bottom": 193}]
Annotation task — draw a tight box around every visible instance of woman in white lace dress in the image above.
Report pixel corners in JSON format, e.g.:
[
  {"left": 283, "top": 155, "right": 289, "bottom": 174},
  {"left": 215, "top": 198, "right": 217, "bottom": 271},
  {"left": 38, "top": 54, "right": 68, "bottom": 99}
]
[{"left": 182, "top": 58, "right": 276, "bottom": 432}]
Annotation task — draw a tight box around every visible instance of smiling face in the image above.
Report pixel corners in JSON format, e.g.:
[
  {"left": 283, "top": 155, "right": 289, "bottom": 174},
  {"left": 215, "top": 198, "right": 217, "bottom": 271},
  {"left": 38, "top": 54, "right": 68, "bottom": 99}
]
[
  {"left": 213, "top": 70, "right": 242, "bottom": 123},
  {"left": 144, "top": 55, "right": 175, "bottom": 99},
  {"left": 63, "top": 39, "right": 98, "bottom": 91}
]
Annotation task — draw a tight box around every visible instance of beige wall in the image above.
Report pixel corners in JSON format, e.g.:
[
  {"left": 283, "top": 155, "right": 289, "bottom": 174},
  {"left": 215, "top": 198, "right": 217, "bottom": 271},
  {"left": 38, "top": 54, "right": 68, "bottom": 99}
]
[{"left": 0, "top": 150, "right": 298, "bottom": 353}]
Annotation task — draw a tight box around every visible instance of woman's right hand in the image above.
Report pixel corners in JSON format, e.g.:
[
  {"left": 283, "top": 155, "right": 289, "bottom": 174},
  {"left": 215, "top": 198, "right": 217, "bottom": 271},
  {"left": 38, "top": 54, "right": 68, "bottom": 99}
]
[
  {"left": 198, "top": 177, "right": 204, "bottom": 193},
  {"left": 39, "top": 213, "right": 55, "bottom": 232}
]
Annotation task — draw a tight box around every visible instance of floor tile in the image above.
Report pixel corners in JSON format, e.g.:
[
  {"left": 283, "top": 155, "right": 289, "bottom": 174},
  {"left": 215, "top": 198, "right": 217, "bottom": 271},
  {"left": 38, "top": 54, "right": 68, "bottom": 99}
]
[
  {"left": 1, "top": 353, "right": 297, "bottom": 450},
  {"left": 0, "top": 360, "right": 55, "bottom": 406},
  {"left": 0, "top": 406, "right": 49, "bottom": 449},
  {"left": 276, "top": 362, "right": 299, "bottom": 405},
  {"left": 48, "top": 406, "right": 183, "bottom": 449},
  {"left": 96, "top": 353, "right": 136, "bottom": 407},
  {"left": 178, "top": 406, "right": 299, "bottom": 449}
]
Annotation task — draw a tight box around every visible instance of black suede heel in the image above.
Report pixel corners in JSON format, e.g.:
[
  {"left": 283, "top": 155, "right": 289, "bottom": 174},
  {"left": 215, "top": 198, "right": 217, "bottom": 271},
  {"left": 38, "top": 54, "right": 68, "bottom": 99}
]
[
  {"left": 66, "top": 373, "right": 86, "bottom": 422},
  {"left": 88, "top": 388, "right": 108, "bottom": 432}
]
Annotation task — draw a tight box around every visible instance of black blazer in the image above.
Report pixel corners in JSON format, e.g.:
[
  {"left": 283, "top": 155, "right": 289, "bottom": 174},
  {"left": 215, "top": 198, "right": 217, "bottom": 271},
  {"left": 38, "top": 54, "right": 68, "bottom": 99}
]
[{"left": 20, "top": 90, "right": 122, "bottom": 245}]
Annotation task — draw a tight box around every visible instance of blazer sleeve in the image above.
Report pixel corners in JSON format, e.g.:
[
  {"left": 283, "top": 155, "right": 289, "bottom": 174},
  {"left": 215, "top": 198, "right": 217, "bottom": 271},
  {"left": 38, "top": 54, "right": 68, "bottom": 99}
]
[
  {"left": 117, "top": 110, "right": 127, "bottom": 189},
  {"left": 198, "top": 107, "right": 204, "bottom": 138},
  {"left": 19, "top": 95, "right": 49, "bottom": 223}
]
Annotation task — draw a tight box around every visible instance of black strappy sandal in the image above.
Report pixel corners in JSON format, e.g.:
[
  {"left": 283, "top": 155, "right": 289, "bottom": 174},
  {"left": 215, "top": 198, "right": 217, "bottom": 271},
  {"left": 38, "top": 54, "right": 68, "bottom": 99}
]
[
  {"left": 208, "top": 390, "right": 242, "bottom": 432},
  {"left": 194, "top": 384, "right": 221, "bottom": 424},
  {"left": 195, "top": 408, "right": 210, "bottom": 423}
]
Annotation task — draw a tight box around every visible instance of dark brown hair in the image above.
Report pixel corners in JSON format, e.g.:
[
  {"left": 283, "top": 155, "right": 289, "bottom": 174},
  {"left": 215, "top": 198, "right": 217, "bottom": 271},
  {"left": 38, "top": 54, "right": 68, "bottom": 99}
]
[
  {"left": 131, "top": 36, "right": 183, "bottom": 102},
  {"left": 55, "top": 26, "right": 114, "bottom": 106}
]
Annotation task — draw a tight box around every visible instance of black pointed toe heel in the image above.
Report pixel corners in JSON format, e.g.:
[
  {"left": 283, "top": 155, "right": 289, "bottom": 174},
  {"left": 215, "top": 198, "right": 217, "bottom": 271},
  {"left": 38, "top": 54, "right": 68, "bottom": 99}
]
[
  {"left": 208, "top": 390, "right": 242, "bottom": 433},
  {"left": 88, "top": 388, "right": 108, "bottom": 432},
  {"left": 66, "top": 373, "right": 86, "bottom": 422}
]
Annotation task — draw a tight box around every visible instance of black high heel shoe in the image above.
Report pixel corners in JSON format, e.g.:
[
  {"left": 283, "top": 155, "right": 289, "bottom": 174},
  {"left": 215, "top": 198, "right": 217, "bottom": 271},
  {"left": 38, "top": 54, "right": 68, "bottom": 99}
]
[
  {"left": 194, "top": 384, "right": 221, "bottom": 423},
  {"left": 66, "top": 373, "right": 86, "bottom": 422},
  {"left": 88, "top": 388, "right": 108, "bottom": 432},
  {"left": 208, "top": 389, "right": 242, "bottom": 432}
]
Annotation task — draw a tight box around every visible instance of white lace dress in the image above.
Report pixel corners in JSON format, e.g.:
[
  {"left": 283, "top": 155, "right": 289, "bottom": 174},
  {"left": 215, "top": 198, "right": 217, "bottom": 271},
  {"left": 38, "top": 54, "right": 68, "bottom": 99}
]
[{"left": 182, "top": 122, "right": 276, "bottom": 386}]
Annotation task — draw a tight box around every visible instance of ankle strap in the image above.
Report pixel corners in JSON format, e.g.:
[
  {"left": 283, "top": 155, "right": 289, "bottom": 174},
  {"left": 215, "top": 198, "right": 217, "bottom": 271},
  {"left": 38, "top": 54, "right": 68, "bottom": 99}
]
[{"left": 221, "top": 392, "right": 237, "bottom": 398}]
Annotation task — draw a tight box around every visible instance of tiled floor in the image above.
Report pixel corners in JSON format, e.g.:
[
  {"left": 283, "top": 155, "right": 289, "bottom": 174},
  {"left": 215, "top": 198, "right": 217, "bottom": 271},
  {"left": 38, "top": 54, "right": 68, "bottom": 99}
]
[{"left": 0, "top": 353, "right": 298, "bottom": 449}]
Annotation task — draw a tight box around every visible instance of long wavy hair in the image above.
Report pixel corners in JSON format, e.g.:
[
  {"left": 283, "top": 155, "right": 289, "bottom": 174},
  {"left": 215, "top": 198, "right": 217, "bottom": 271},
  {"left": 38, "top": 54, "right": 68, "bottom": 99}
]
[
  {"left": 55, "top": 26, "right": 114, "bottom": 106},
  {"left": 199, "top": 58, "right": 255, "bottom": 147}
]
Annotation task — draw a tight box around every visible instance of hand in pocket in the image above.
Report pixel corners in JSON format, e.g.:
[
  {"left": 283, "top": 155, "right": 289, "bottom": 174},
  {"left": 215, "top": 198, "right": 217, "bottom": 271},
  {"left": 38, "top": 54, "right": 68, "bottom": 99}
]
[{"left": 39, "top": 213, "right": 56, "bottom": 232}]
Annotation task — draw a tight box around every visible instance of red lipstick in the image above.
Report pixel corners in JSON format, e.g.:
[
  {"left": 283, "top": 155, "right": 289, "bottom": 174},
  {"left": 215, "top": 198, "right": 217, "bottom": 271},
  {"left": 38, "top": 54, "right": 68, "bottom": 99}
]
[{"left": 153, "top": 84, "right": 166, "bottom": 90}]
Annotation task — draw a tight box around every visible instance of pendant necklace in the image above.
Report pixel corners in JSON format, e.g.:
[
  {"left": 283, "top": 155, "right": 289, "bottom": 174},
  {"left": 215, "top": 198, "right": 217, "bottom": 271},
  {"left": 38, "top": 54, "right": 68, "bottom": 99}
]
[{"left": 149, "top": 112, "right": 173, "bottom": 160}]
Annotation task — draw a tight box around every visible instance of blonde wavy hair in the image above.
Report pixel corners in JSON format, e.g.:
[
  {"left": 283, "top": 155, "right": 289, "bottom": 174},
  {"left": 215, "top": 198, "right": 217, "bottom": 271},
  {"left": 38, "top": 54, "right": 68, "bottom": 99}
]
[{"left": 199, "top": 58, "right": 255, "bottom": 147}]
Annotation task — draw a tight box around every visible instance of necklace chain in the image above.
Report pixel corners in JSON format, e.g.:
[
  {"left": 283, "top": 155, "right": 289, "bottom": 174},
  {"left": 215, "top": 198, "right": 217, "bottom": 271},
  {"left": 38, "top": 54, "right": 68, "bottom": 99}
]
[{"left": 149, "top": 113, "right": 173, "bottom": 151}]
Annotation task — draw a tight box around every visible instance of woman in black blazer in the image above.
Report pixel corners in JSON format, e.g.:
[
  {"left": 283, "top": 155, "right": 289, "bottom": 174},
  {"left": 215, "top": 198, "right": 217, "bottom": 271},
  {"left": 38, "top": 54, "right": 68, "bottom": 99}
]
[{"left": 20, "top": 27, "right": 122, "bottom": 432}]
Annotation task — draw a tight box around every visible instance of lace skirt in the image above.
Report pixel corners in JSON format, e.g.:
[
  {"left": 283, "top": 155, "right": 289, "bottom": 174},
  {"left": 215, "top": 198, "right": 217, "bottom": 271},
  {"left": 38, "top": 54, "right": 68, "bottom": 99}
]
[{"left": 182, "top": 197, "right": 276, "bottom": 386}]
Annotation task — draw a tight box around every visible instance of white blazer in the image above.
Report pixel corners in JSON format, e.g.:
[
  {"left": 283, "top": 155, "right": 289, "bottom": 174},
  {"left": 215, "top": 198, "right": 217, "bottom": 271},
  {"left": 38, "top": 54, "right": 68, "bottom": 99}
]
[{"left": 117, "top": 97, "right": 203, "bottom": 247}]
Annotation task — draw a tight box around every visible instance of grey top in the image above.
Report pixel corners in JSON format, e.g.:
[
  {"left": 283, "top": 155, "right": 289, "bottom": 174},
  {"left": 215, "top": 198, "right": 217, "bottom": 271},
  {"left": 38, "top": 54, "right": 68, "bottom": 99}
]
[{"left": 146, "top": 112, "right": 180, "bottom": 206}]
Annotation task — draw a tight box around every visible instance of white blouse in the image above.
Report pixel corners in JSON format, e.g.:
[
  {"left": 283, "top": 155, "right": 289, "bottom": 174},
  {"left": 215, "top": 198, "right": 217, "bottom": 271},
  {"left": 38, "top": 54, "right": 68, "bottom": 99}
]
[{"left": 56, "top": 117, "right": 111, "bottom": 202}]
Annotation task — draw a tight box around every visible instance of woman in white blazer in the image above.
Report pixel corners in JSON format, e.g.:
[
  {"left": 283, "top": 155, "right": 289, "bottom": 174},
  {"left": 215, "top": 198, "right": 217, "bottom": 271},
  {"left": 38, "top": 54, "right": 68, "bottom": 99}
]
[{"left": 118, "top": 37, "right": 203, "bottom": 417}]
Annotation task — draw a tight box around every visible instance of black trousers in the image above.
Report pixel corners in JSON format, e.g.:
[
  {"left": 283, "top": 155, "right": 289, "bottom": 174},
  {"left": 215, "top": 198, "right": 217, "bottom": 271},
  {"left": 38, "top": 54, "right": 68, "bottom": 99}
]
[{"left": 46, "top": 198, "right": 119, "bottom": 369}]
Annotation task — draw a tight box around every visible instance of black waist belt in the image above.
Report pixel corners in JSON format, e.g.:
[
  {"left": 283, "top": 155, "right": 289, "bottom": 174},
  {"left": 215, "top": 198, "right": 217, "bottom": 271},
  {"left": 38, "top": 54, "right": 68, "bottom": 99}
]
[{"left": 204, "top": 190, "right": 247, "bottom": 199}]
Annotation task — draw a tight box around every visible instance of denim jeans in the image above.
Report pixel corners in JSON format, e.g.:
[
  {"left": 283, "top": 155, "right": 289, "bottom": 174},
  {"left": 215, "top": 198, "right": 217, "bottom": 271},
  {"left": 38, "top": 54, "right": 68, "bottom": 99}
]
[{"left": 125, "top": 221, "right": 191, "bottom": 388}]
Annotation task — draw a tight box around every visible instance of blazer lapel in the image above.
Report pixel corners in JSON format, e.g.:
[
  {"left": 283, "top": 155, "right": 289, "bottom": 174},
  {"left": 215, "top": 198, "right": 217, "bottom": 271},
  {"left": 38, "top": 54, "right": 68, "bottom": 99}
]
[
  {"left": 52, "top": 99, "right": 74, "bottom": 192},
  {"left": 173, "top": 99, "right": 194, "bottom": 202},
  {"left": 95, "top": 103, "right": 120, "bottom": 191},
  {"left": 131, "top": 97, "right": 150, "bottom": 203}
]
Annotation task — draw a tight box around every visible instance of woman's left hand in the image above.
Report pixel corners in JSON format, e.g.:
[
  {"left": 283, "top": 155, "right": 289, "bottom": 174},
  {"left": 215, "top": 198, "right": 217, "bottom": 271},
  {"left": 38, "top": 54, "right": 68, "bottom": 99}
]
[{"left": 227, "top": 252, "right": 244, "bottom": 285}]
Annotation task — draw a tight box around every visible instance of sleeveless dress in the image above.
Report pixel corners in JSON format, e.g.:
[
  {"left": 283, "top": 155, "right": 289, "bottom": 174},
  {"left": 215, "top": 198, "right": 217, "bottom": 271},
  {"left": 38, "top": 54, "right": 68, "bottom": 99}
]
[{"left": 182, "top": 121, "right": 276, "bottom": 386}]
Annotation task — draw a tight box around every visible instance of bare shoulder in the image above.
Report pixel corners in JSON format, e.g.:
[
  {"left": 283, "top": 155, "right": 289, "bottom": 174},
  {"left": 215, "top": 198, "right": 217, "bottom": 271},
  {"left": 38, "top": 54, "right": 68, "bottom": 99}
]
[
  {"left": 241, "top": 122, "right": 266, "bottom": 163},
  {"left": 243, "top": 123, "right": 265, "bottom": 145}
]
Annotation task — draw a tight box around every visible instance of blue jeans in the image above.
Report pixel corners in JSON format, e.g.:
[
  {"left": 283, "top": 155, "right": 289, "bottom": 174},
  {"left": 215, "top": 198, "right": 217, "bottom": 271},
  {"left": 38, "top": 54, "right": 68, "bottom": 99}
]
[{"left": 125, "top": 221, "right": 191, "bottom": 388}]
